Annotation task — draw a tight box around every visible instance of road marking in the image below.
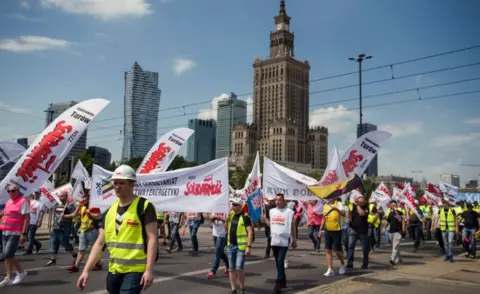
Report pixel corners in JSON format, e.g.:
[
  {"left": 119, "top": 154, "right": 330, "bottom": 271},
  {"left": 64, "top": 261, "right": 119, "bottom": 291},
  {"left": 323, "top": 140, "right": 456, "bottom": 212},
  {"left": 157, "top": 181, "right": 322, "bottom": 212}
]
[
  {"left": 85, "top": 259, "right": 268, "bottom": 294},
  {"left": 1, "top": 258, "right": 110, "bottom": 275}
]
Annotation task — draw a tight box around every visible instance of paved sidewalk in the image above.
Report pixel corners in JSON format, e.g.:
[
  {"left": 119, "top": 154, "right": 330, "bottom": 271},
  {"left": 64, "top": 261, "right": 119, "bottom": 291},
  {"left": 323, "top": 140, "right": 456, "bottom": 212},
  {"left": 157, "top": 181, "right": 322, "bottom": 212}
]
[{"left": 299, "top": 252, "right": 480, "bottom": 294}]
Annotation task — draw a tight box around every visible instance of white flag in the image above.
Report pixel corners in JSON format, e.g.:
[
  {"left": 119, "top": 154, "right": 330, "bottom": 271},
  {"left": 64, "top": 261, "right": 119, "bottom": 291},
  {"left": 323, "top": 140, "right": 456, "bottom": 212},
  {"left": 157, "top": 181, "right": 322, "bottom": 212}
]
[
  {"left": 0, "top": 141, "right": 26, "bottom": 168},
  {"left": 71, "top": 159, "right": 91, "bottom": 189}
]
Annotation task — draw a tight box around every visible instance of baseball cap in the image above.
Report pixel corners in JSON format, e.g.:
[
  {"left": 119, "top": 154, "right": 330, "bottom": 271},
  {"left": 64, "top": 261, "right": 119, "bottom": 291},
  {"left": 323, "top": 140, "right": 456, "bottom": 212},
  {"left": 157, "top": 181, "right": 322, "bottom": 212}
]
[{"left": 231, "top": 198, "right": 244, "bottom": 206}]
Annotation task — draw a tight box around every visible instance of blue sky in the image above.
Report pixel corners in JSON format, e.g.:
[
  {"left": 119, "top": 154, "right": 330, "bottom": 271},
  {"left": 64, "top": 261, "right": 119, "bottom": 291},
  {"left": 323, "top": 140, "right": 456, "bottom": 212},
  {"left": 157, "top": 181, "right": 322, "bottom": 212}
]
[{"left": 0, "top": 0, "right": 479, "bottom": 185}]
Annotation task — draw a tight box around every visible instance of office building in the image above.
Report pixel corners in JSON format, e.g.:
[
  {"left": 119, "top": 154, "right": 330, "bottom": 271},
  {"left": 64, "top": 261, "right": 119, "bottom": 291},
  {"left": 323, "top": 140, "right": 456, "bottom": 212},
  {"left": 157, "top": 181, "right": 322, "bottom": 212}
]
[
  {"left": 187, "top": 119, "right": 216, "bottom": 164},
  {"left": 466, "top": 179, "right": 478, "bottom": 189},
  {"left": 215, "top": 93, "right": 246, "bottom": 158},
  {"left": 122, "top": 62, "right": 161, "bottom": 161},
  {"left": 357, "top": 122, "right": 378, "bottom": 176},
  {"left": 440, "top": 174, "right": 460, "bottom": 188},
  {"left": 45, "top": 101, "right": 87, "bottom": 181},
  {"left": 87, "top": 146, "right": 112, "bottom": 168},
  {"left": 230, "top": 0, "right": 327, "bottom": 174}
]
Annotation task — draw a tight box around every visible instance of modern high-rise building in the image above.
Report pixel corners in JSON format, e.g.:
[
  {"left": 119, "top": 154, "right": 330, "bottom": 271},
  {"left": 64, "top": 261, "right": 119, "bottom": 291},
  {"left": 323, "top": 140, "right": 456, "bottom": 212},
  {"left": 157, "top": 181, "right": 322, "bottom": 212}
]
[
  {"left": 122, "top": 62, "right": 161, "bottom": 161},
  {"left": 357, "top": 122, "right": 378, "bottom": 176},
  {"left": 45, "top": 101, "right": 87, "bottom": 182},
  {"left": 230, "top": 0, "right": 327, "bottom": 174},
  {"left": 87, "top": 146, "right": 112, "bottom": 168},
  {"left": 215, "top": 93, "right": 247, "bottom": 158},
  {"left": 187, "top": 119, "right": 216, "bottom": 164},
  {"left": 0, "top": 138, "right": 30, "bottom": 181},
  {"left": 440, "top": 174, "right": 461, "bottom": 188}
]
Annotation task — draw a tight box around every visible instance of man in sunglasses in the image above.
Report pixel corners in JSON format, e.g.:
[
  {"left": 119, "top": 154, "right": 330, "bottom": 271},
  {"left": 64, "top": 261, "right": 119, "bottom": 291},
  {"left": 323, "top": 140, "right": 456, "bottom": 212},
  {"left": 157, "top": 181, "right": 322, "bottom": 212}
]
[{"left": 0, "top": 184, "right": 30, "bottom": 286}]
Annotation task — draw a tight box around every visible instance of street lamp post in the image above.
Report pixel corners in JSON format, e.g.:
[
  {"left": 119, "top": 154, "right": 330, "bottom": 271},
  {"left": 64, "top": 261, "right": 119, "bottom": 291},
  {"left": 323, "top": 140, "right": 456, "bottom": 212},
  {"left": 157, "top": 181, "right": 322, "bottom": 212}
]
[{"left": 349, "top": 54, "right": 372, "bottom": 137}]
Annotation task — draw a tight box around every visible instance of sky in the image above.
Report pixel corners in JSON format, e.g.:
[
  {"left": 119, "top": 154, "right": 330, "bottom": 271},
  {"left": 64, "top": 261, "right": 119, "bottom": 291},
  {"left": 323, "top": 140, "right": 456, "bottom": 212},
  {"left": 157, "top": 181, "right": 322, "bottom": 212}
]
[{"left": 0, "top": 0, "right": 479, "bottom": 186}]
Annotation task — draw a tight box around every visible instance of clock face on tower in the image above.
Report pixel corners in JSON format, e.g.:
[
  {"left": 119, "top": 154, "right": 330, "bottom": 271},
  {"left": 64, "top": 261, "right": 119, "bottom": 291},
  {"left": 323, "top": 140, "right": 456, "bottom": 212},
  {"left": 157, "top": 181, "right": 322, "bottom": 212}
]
[{"left": 276, "top": 24, "right": 282, "bottom": 31}]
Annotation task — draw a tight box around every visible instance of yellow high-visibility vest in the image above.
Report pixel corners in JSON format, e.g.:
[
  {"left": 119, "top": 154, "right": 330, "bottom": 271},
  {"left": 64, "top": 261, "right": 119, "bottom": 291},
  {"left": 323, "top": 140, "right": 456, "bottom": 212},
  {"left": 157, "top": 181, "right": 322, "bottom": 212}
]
[
  {"left": 439, "top": 208, "right": 456, "bottom": 232},
  {"left": 227, "top": 213, "right": 249, "bottom": 251},
  {"left": 80, "top": 206, "right": 95, "bottom": 233},
  {"left": 368, "top": 203, "right": 381, "bottom": 228},
  {"left": 104, "top": 197, "right": 149, "bottom": 274}
]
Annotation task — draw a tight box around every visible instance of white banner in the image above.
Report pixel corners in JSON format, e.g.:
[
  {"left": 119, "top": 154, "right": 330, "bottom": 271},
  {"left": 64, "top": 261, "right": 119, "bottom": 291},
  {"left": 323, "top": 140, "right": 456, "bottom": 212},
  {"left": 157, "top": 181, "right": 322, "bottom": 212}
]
[
  {"left": 39, "top": 181, "right": 60, "bottom": 209},
  {"left": 137, "top": 128, "right": 194, "bottom": 174},
  {"left": 439, "top": 181, "right": 458, "bottom": 197},
  {"left": 71, "top": 179, "right": 85, "bottom": 202},
  {"left": 0, "top": 99, "right": 110, "bottom": 204},
  {"left": 341, "top": 130, "right": 392, "bottom": 178},
  {"left": 71, "top": 160, "right": 91, "bottom": 189},
  {"left": 263, "top": 157, "right": 318, "bottom": 200},
  {"left": 319, "top": 145, "right": 347, "bottom": 185},
  {"left": 91, "top": 158, "right": 229, "bottom": 213},
  {"left": 0, "top": 141, "right": 26, "bottom": 169}
]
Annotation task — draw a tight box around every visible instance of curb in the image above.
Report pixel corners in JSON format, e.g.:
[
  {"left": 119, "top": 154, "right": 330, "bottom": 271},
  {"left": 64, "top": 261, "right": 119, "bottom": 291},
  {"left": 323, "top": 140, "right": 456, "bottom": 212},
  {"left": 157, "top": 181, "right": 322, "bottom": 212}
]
[{"left": 294, "top": 273, "right": 377, "bottom": 294}]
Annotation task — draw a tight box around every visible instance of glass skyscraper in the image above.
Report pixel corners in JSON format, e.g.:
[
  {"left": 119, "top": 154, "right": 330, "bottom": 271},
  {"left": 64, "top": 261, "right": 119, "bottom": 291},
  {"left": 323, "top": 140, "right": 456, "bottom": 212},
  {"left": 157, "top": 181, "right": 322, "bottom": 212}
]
[
  {"left": 186, "top": 119, "right": 216, "bottom": 164},
  {"left": 122, "top": 62, "right": 161, "bottom": 161},
  {"left": 215, "top": 93, "right": 247, "bottom": 158}
]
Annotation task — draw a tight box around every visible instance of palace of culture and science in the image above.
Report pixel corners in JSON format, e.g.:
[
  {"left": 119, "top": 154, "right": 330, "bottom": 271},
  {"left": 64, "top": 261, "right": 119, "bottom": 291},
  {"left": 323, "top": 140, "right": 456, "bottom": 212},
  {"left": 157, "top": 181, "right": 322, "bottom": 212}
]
[{"left": 230, "top": 0, "right": 328, "bottom": 174}]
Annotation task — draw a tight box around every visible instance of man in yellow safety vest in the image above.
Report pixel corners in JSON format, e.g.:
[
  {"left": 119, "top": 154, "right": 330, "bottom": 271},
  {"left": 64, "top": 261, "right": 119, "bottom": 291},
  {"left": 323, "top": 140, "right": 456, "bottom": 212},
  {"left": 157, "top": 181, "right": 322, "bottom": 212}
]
[{"left": 76, "top": 165, "right": 158, "bottom": 293}]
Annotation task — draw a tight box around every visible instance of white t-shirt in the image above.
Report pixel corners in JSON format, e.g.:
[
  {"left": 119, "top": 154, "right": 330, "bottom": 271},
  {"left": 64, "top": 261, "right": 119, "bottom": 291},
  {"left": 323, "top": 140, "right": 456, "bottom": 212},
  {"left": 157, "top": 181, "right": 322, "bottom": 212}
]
[
  {"left": 270, "top": 207, "right": 295, "bottom": 247},
  {"left": 30, "top": 199, "right": 44, "bottom": 225},
  {"left": 211, "top": 213, "right": 226, "bottom": 237},
  {"left": 169, "top": 212, "right": 180, "bottom": 224},
  {"left": 186, "top": 212, "right": 198, "bottom": 225}
]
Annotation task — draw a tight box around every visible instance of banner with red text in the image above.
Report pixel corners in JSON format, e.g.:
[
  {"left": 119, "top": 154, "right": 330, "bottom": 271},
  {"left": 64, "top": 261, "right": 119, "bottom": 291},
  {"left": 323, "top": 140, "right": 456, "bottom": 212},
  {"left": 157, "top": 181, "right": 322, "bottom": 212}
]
[
  {"left": 0, "top": 99, "right": 110, "bottom": 204},
  {"left": 71, "top": 160, "right": 91, "bottom": 189},
  {"left": 90, "top": 158, "right": 229, "bottom": 213},
  {"left": 137, "top": 128, "right": 194, "bottom": 174},
  {"left": 319, "top": 145, "right": 347, "bottom": 185},
  {"left": 263, "top": 157, "right": 318, "bottom": 201},
  {"left": 39, "top": 181, "right": 60, "bottom": 209},
  {"left": 341, "top": 130, "right": 392, "bottom": 178}
]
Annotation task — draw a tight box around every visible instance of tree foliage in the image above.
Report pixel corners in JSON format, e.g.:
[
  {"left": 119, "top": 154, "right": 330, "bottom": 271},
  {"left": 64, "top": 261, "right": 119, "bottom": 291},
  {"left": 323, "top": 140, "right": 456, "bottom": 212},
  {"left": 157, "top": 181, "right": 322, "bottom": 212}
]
[
  {"left": 167, "top": 156, "right": 198, "bottom": 171},
  {"left": 73, "top": 152, "right": 95, "bottom": 174}
]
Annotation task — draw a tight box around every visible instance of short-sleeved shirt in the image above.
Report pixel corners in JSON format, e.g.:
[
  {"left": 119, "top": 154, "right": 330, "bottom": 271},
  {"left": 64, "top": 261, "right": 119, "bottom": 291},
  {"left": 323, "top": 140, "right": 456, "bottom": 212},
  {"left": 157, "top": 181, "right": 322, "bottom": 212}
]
[
  {"left": 323, "top": 201, "right": 345, "bottom": 232},
  {"left": 101, "top": 201, "right": 156, "bottom": 233},
  {"left": 387, "top": 210, "right": 404, "bottom": 233},
  {"left": 229, "top": 213, "right": 252, "bottom": 246},
  {"left": 2, "top": 199, "right": 30, "bottom": 236},
  {"left": 409, "top": 209, "right": 423, "bottom": 225},
  {"left": 52, "top": 202, "right": 76, "bottom": 230},
  {"left": 350, "top": 204, "right": 370, "bottom": 233},
  {"left": 461, "top": 210, "right": 479, "bottom": 230}
]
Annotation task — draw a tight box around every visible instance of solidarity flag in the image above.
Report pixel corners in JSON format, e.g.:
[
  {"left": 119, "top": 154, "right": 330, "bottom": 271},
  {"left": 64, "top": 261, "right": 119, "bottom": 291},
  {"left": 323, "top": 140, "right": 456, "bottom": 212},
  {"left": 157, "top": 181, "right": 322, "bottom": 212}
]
[
  {"left": 243, "top": 152, "right": 262, "bottom": 222},
  {"left": 246, "top": 187, "right": 262, "bottom": 223},
  {"left": 0, "top": 98, "right": 110, "bottom": 204},
  {"left": 307, "top": 174, "right": 364, "bottom": 200},
  {"left": 71, "top": 159, "right": 91, "bottom": 189}
]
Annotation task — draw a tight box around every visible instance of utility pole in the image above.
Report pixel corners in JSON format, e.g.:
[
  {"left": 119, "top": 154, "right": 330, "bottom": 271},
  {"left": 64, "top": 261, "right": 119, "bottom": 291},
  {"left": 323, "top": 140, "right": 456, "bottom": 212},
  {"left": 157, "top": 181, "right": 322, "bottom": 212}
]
[{"left": 349, "top": 54, "right": 372, "bottom": 137}]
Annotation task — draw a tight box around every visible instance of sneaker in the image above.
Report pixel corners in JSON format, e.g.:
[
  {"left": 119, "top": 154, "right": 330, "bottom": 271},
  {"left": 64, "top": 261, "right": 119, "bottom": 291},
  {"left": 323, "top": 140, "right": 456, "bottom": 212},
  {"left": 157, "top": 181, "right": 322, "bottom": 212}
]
[
  {"left": 0, "top": 277, "right": 13, "bottom": 287},
  {"left": 284, "top": 260, "right": 288, "bottom": 269},
  {"left": 36, "top": 243, "right": 42, "bottom": 254},
  {"left": 361, "top": 264, "right": 368, "bottom": 269},
  {"left": 207, "top": 272, "right": 215, "bottom": 279},
  {"left": 44, "top": 259, "right": 56, "bottom": 267},
  {"left": 93, "top": 263, "right": 103, "bottom": 271},
  {"left": 66, "top": 264, "right": 79, "bottom": 272},
  {"left": 12, "top": 271, "right": 27, "bottom": 285},
  {"left": 323, "top": 268, "right": 335, "bottom": 277},
  {"left": 346, "top": 264, "right": 353, "bottom": 269},
  {"left": 338, "top": 265, "right": 346, "bottom": 275},
  {"left": 389, "top": 260, "right": 395, "bottom": 266},
  {"left": 223, "top": 269, "right": 229, "bottom": 275},
  {"left": 449, "top": 256, "right": 454, "bottom": 263}
]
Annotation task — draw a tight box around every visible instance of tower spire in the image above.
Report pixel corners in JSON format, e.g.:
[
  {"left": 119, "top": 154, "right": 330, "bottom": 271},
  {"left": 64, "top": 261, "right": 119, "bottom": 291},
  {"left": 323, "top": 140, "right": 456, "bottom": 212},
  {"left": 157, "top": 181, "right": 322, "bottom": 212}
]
[{"left": 280, "top": 0, "right": 286, "bottom": 14}]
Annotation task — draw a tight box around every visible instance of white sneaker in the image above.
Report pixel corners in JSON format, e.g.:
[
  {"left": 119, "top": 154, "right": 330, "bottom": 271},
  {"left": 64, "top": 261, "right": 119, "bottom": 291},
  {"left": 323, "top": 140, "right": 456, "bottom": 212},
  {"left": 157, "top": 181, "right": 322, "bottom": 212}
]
[
  {"left": 12, "top": 271, "right": 27, "bottom": 285},
  {"left": 324, "top": 268, "right": 335, "bottom": 277},
  {"left": 0, "top": 277, "right": 13, "bottom": 287},
  {"left": 338, "top": 265, "right": 346, "bottom": 275},
  {"left": 284, "top": 259, "right": 289, "bottom": 269}
]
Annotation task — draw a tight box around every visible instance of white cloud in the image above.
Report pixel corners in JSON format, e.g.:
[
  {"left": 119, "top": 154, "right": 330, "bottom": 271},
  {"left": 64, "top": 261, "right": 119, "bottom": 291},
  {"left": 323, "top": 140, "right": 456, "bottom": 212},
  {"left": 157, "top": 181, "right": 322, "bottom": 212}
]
[
  {"left": 464, "top": 117, "right": 480, "bottom": 125},
  {"left": 0, "top": 101, "right": 32, "bottom": 114},
  {"left": 309, "top": 104, "right": 357, "bottom": 133},
  {"left": 0, "top": 35, "right": 70, "bottom": 53},
  {"left": 41, "top": 0, "right": 154, "bottom": 20},
  {"left": 198, "top": 93, "right": 230, "bottom": 121},
  {"left": 20, "top": 1, "right": 29, "bottom": 9},
  {"left": 379, "top": 121, "right": 423, "bottom": 138},
  {"left": 434, "top": 133, "right": 480, "bottom": 149},
  {"left": 173, "top": 57, "right": 196, "bottom": 75}
]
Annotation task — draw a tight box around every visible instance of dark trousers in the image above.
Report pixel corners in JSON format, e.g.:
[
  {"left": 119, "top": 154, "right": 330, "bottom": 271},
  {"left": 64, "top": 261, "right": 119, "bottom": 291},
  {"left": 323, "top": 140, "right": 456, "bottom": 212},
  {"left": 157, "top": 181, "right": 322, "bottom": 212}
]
[
  {"left": 425, "top": 219, "right": 432, "bottom": 240},
  {"left": 347, "top": 230, "right": 369, "bottom": 266},
  {"left": 169, "top": 223, "right": 182, "bottom": 250},
  {"left": 411, "top": 225, "right": 421, "bottom": 249},
  {"left": 106, "top": 272, "right": 143, "bottom": 294},
  {"left": 434, "top": 228, "right": 445, "bottom": 253},
  {"left": 264, "top": 227, "right": 271, "bottom": 256},
  {"left": 27, "top": 224, "right": 41, "bottom": 253},
  {"left": 308, "top": 225, "right": 321, "bottom": 251},
  {"left": 272, "top": 246, "right": 288, "bottom": 286}
]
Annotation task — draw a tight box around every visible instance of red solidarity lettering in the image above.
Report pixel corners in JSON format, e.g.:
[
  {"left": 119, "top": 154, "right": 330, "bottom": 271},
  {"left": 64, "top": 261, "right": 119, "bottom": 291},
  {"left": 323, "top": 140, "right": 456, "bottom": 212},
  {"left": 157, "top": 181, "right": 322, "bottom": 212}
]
[
  {"left": 16, "top": 121, "right": 73, "bottom": 183},
  {"left": 379, "top": 186, "right": 391, "bottom": 196},
  {"left": 39, "top": 187, "right": 55, "bottom": 203},
  {"left": 320, "top": 170, "right": 338, "bottom": 185},
  {"left": 271, "top": 216, "right": 286, "bottom": 223},
  {"left": 342, "top": 150, "right": 364, "bottom": 177},
  {"left": 243, "top": 178, "right": 260, "bottom": 195},
  {"left": 184, "top": 177, "right": 223, "bottom": 196},
  {"left": 139, "top": 142, "right": 172, "bottom": 174}
]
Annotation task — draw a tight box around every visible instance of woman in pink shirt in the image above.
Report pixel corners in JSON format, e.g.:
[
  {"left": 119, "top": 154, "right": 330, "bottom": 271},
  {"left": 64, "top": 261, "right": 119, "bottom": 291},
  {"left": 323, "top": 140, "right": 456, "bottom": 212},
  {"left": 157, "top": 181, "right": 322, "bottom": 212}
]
[{"left": 307, "top": 200, "right": 323, "bottom": 253}]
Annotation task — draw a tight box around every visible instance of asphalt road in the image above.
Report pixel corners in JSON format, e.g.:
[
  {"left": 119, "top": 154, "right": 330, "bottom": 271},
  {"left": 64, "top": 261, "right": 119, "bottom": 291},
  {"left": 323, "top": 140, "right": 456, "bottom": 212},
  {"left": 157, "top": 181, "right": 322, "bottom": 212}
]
[{"left": 0, "top": 228, "right": 453, "bottom": 294}]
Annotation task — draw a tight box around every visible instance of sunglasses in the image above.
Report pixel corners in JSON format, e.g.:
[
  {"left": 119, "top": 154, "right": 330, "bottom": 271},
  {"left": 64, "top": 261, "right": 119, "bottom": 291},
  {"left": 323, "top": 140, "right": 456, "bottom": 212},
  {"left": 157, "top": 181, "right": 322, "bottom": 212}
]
[
  {"left": 231, "top": 203, "right": 240, "bottom": 207},
  {"left": 7, "top": 190, "right": 18, "bottom": 194}
]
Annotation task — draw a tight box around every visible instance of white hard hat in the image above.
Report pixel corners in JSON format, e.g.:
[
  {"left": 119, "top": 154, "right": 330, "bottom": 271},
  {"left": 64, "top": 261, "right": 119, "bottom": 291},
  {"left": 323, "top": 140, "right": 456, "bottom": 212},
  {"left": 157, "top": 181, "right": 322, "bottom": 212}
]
[
  {"left": 414, "top": 200, "right": 419, "bottom": 205},
  {"left": 437, "top": 201, "right": 443, "bottom": 206},
  {"left": 267, "top": 196, "right": 275, "bottom": 201},
  {"left": 231, "top": 198, "right": 243, "bottom": 206},
  {"left": 112, "top": 165, "right": 137, "bottom": 181}
]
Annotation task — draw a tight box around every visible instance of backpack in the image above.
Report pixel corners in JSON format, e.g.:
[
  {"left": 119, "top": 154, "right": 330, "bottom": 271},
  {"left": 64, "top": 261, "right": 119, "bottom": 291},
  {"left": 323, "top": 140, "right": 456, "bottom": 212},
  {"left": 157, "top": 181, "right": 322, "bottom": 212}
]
[{"left": 137, "top": 197, "right": 159, "bottom": 263}]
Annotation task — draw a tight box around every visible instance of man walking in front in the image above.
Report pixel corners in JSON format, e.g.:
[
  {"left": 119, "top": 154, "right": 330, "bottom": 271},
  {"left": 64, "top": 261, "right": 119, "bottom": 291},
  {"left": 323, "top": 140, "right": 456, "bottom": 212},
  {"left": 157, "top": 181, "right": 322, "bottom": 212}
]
[
  {"left": 77, "top": 165, "right": 158, "bottom": 293},
  {"left": 320, "top": 197, "right": 346, "bottom": 277},
  {"left": 386, "top": 200, "right": 405, "bottom": 265},
  {"left": 262, "top": 193, "right": 296, "bottom": 292},
  {"left": 440, "top": 201, "right": 458, "bottom": 262},
  {"left": 347, "top": 194, "right": 370, "bottom": 269},
  {"left": 226, "top": 198, "right": 254, "bottom": 294},
  {"left": 0, "top": 184, "right": 29, "bottom": 286}
]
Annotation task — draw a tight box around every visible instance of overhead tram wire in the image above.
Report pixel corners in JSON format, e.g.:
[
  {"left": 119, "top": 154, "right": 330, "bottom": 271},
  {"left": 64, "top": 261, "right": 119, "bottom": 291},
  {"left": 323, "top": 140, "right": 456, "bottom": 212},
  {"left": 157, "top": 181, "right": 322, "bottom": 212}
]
[
  {"left": 91, "top": 44, "right": 480, "bottom": 124},
  {"left": 86, "top": 88, "right": 480, "bottom": 144}
]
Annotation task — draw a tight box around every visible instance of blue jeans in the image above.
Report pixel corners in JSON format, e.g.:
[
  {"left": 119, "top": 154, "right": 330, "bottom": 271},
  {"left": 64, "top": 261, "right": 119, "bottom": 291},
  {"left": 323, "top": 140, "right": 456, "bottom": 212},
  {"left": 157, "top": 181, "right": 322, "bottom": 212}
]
[
  {"left": 347, "top": 230, "right": 370, "bottom": 266},
  {"left": 227, "top": 245, "right": 246, "bottom": 271},
  {"left": 211, "top": 236, "right": 228, "bottom": 274},
  {"left": 2, "top": 234, "right": 20, "bottom": 259},
  {"left": 49, "top": 226, "right": 74, "bottom": 254},
  {"left": 411, "top": 225, "right": 421, "bottom": 249},
  {"left": 272, "top": 246, "right": 288, "bottom": 285},
  {"left": 27, "top": 224, "right": 41, "bottom": 253},
  {"left": 463, "top": 228, "right": 477, "bottom": 256},
  {"left": 441, "top": 231, "right": 455, "bottom": 257},
  {"left": 189, "top": 222, "right": 200, "bottom": 252},
  {"left": 341, "top": 228, "right": 349, "bottom": 253},
  {"left": 106, "top": 272, "right": 143, "bottom": 294},
  {"left": 385, "top": 226, "right": 391, "bottom": 243},
  {"left": 308, "top": 226, "right": 321, "bottom": 251},
  {"left": 168, "top": 222, "right": 182, "bottom": 250}
]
